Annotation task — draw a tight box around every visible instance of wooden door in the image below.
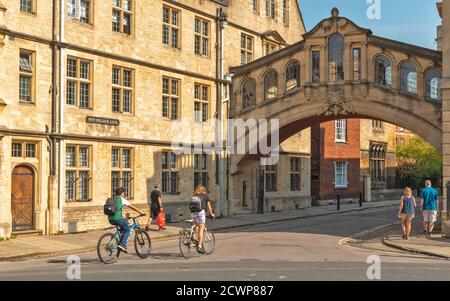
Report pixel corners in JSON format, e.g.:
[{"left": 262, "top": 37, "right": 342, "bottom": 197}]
[{"left": 11, "top": 166, "right": 34, "bottom": 231}]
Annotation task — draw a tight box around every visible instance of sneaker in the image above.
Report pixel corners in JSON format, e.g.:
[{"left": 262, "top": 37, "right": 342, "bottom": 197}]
[
  {"left": 426, "top": 232, "right": 432, "bottom": 239},
  {"left": 159, "top": 227, "right": 167, "bottom": 231},
  {"left": 402, "top": 234, "right": 406, "bottom": 239},
  {"left": 118, "top": 245, "right": 128, "bottom": 253},
  {"left": 197, "top": 245, "right": 205, "bottom": 254}
]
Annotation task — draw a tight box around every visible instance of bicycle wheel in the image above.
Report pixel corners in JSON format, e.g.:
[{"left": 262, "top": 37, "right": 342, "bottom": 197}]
[
  {"left": 179, "top": 229, "right": 196, "bottom": 259},
  {"left": 97, "top": 233, "right": 120, "bottom": 264},
  {"left": 134, "top": 229, "right": 152, "bottom": 259},
  {"left": 203, "top": 228, "right": 216, "bottom": 255}
]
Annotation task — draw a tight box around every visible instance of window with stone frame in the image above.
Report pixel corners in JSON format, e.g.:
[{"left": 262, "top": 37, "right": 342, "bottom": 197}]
[
  {"left": 264, "top": 70, "right": 278, "bottom": 100},
  {"left": 290, "top": 157, "right": 301, "bottom": 191},
  {"left": 66, "top": 145, "right": 92, "bottom": 202},
  {"left": 425, "top": 69, "right": 442, "bottom": 101},
  {"left": 194, "top": 17, "right": 210, "bottom": 57},
  {"left": 194, "top": 83, "right": 209, "bottom": 123},
  {"left": 399, "top": 62, "right": 417, "bottom": 95},
  {"left": 242, "top": 78, "right": 256, "bottom": 110},
  {"left": 112, "top": 66, "right": 133, "bottom": 113},
  {"left": 263, "top": 40, "right": 279, "bottom": 56},
  {"left": 265, "top": 0, "right": 276, "bottom": 18},
  {"left": 162, "top": 151, "right": 179, "bottom": 194},
  {"left": 19, "top": 50, "right": 35, "bottom": 103},
  {"left": 265, "top": 164, "right": 278, "bottom": 192},
  {"left": 112, "top": 0, "right": 133, "bottom": 35},
  {"left": 374, "top": 55, "right": 392, "bottom": 87},
  {"left": 67, "top": 0, "right": 92, "bottom": 24},
  {"left": 334, "top": 162, "right": 348, "bottom": 188},
  {"left": 312, "top": 51, "right": 320, "bottom": 83},
  {"left": 111, "top": 147, "right": 134, "bottom": 199},
  {"left": 241, "top": 34, "right": 254, "bottom": 65},
  {"left": 194, "top": 154, "right": 209, "bottom": 190},
  {"left": 285, "top": 61, "right": 301, "bottom": 92},
  {"left": 370, "top": 143, "right": 387, "bottom": 189},
  {"left": 66, "top": 57, "right": 92, "bottom": 109},
  {"left": 11, "top": 141, "right": 37, "bottom": 158},
  {"left": 162, "top": 77, "right": 180, "bottom": 120},
  {"left": 162, "top": 6, "right": 180, "bottom": 49},
  {"left": 328, "top": 34, "right": 345, "bottom": 81},
  {"left": 252, "top": 0, "right": 259, "bottom": 13},
  {"left": 352, "top": 48, "right": 361, "bottom": 81},
  {"left": 20, "top": 0, "right": 35, "bottom": 13},
  {"left": 372, "top": 120, "right": 383, "bottom": 130}
]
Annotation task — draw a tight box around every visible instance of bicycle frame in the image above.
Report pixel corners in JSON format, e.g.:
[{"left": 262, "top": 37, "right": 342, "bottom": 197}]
[{"left": 113, "top": 219, "right": 139, "bottom": 245}]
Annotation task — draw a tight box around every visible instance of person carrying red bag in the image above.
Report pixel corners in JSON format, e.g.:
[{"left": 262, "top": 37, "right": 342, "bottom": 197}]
[{"left": 146, "top": 184, "right": 166, "bottom": 231}]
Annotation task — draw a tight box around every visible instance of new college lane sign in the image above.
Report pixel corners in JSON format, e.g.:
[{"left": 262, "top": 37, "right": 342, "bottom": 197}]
[{"left": 86, "top": 116, "right": 120, "bottom": 126}]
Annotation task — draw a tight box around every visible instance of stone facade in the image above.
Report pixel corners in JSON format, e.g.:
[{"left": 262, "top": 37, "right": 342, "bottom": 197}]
[{"left": 0, "top": 0, "right": 308, "bottom": 238}]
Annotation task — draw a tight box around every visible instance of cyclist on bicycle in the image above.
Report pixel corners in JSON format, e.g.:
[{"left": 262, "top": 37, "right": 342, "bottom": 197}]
[
  {"left": 190, "top": 185, "right": 215, "bottom": 254},
  {"left": 108, "top": 188, "right": 144, "bottom": 253}
]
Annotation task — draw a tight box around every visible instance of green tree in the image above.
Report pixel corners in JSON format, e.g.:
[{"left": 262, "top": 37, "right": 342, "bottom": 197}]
[{"left": 396, "top": 137, "right": 442, "bottom": 190}]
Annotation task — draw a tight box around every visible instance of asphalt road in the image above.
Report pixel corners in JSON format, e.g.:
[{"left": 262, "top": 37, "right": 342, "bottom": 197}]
[{"left": 0, "top": 206, "right": 449, "bottom": 281}]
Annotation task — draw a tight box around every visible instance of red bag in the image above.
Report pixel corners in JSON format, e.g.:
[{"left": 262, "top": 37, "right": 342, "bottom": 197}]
[{"left": 157, "top": 211, "right": 166, "bottom": 228}]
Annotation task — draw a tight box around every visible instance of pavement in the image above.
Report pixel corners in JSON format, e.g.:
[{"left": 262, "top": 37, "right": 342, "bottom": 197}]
[
  {"left": 384, "top": 233, "right": 450, "bottom": 259},
  {"left": 1, "top": 199, "right": 446, "bottom": 262}
]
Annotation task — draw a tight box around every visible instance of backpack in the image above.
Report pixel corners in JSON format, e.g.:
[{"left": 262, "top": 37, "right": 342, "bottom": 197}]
[
  {"left": 104, "top": 197, "right": 119, "bottom": 216},
  {"left": 189, "top": 196, "right": 203, "bottom": 213}
]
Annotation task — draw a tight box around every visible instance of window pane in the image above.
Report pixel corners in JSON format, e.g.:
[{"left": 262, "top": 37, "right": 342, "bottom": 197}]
[
  {"left": 123, "top": 90, "right": 131, "bottom": 113},
  {"left": 66, "top": 171, "right": 76, "bottom": 201},
  {"left": 78, "top": 171, "right": 89, "bottom": 201},
  {"left": 123, "top": 13, "right": 131, "bottom": 35},
  {"left": 111, "top": 171, "right": 120, "bottom": 197},
  {"left": 123, "top": 70, "right": 132, "bottom": 87},
  {"left": 19, "top": 76, "right": 32, "bottom": 102},
  {"left": 162, "top": 96, "right": 169, "bottom": 118},
  {"left": 80, "top": 61, "right": 90, "bottom": 79},
  {"left": 80, "top": 0, "right": 90, "bottom": 23},
  {"left": 112, "top": 148, "right": 120, "bottom": 168},
  {"left": 312, "top": 51, "right": 320, "bottom": 83},
  {"left": 194, "top": 102, "right": 201, "bottom": 123},
  {"left": 66, "top": 146, "right": 76, "bottom": 167},
  {"left": 79, "top": 147, "right": 89, "bottom": 167},
  {"left": 112, "top": 89, "right": 121, "bottom": 112},
  {"left": 12, "top": 143, "right": 22, "bottom": 157},
  {"left": 80, "top": 83, "right": 90, "bottom": 109},
  {"left": 112, "top": 68, "right": 120, "bottom": 85},
  {"left": 122, "top": 172, "right": 132, "bottom": 198},
  {"left": 67, "top": 59, "right": 77, "bottom": 78},
  {"left": 171, "top": 98, "right": 178, "bottom": 119},
  {"left": 122, "top": 149, "right": 131, "bottom": 168},
  {"left": 20, "top": 53, "right": 33, "bottom": 72},
  {"left": 26, "top": 144, "right": 36, "bottom": 158},
  {"left": 112, "top": 10, "right": 120, "bottom": 32},
  {"left": 162, "top": 152, "right": 168, "bottom": 170}
]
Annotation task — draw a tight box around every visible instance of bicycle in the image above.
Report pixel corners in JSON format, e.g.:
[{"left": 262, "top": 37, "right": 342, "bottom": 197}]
[
  {"left": 97, "top": 213, "right": 151, "bottom": 264},
  {"left": 178, "top": 218, "right": 215, "bottom": 259}
]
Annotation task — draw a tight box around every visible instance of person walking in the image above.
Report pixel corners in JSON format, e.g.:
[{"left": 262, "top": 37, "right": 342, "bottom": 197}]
[
  {"left": 146, "top": 184, "right": 166, "bottom": 231},
  {"left": 420, "top": 180, "right": 440, "bottom": 239},
  {"left": 398, "top": 187, "right": 416, "bottom": 239}
]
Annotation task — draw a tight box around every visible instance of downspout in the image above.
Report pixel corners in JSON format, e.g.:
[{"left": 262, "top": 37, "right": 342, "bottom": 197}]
[
  {"left": 51, "top": 0, "right": 57, "bottom": 176},
  {"left": 215, "top": 8, "right": 226, "bottom": 216},
  {"left": 58, "top": 0, "right": 65, "bottom": 233}
]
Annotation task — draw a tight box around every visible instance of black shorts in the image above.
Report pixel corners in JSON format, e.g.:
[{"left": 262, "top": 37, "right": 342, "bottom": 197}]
[{"left": 151, "top": 207, "right": 160, "bottom": 220}]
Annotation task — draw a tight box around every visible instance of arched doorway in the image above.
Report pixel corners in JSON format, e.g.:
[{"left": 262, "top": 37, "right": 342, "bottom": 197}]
[{"left": 11, "top": 165, "right": 35, "bottom": 231}]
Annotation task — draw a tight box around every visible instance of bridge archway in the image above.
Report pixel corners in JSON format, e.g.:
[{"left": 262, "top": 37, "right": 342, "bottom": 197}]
[{"left": 227, "top": 8, "right": 442, "bottom": 213}]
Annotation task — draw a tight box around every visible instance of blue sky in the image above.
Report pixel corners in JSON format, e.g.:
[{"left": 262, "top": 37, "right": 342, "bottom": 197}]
[{"left": 299, "top": 0, "right": 441, "bottom": 49}]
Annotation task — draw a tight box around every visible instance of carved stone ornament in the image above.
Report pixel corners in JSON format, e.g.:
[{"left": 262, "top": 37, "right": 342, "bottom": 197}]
[{"left": 321, "top": 87, "right": 354, "bottom": 117}]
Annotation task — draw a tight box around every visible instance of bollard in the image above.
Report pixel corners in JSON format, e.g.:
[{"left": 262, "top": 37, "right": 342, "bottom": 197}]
[
  {"left": 337, "top": 194, "right": 341, "bottom": 211},
  {"left": 359, "top": 193, "right": 363, "bottom": 208}
]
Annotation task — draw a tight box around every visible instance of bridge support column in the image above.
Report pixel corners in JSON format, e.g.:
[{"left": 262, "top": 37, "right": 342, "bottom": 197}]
[{"left": 440, "top": 0, "right": 450, "bottom": 237}]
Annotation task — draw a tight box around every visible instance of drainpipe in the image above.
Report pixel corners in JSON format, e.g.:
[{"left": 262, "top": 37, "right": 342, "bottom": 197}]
[
  {"left": 215, "top": 8, "right": 227, "bottom": 216},
  {"left": 57, "top": 0, "right": 65, "bottom": 233},
  {"left": 51, "top": 0, "right": 57, "bottom": 176}
]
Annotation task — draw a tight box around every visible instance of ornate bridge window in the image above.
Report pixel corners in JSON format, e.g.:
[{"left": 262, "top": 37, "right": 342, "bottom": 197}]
[
  {"left": 264, "top": 70, "right": 278, "bottom": 100},
  {"left": 328, "top": 34, "right": 344, "bottom": 81},
  {"left": 242, "top": 78, "right": 256, "bottom": 110},
  {"left": 425, "top": 69, "right": 442, "bottom": 101},
  {"left": 399, "top": 62, "right": 417, "bottom": 94},
  {"left": 370, "top": 143, "right": 387, "bottom": 189},
  {"left": 374, "top": 55, "right": 392, "bottom": 87},
  {"left": 285, "top": 61, "right": 301, "bottom": 92},
  {"left": 312, "top": 51, "right": 320, "bottom": 83}
]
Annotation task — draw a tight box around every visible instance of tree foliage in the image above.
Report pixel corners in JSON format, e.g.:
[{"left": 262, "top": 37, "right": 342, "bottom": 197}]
[{"left": 396, "top": 137, "right": 442, "bottom": 189}]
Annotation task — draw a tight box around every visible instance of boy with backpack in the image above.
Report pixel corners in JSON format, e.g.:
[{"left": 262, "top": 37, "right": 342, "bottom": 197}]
[{"left": 104, "top": 188, "right": 144, "bottom": 253}]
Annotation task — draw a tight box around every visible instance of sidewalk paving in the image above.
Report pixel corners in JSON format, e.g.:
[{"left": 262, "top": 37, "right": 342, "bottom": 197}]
[
  {"left": 0, "top": 200, "right": 398, "bottom": 262},
  {"left": 384, "top": 234, "right": 450, "bottom": 259}
]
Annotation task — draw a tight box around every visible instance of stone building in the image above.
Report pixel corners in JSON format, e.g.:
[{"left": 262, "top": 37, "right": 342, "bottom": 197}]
[
  {"left": 437, "top": 0, "right": 450, "bottom": 235},
  {"left": 0, "top": 0, "right": 309, "bottom": 238}
]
